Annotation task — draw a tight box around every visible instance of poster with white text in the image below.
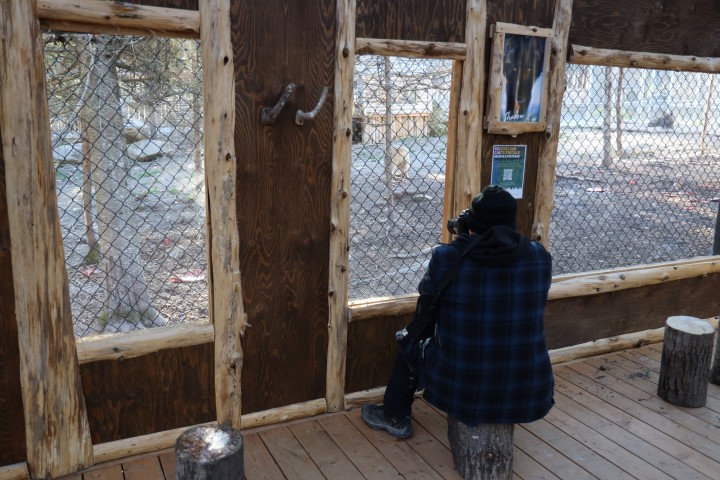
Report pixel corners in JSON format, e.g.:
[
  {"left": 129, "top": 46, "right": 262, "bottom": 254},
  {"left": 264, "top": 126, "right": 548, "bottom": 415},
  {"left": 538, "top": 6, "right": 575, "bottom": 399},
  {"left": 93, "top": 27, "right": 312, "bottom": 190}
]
[{"left": 491, "top": 145, "right": 526, "bottom": 199}]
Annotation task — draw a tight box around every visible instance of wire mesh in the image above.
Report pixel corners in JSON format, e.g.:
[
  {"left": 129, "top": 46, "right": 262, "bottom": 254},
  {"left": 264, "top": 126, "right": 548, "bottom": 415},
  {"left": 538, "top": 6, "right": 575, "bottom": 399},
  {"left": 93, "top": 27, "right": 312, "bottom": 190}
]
[
  {"left": 45, "top": 33, "right": 207, "bottom": 337},
  {"left": 349, "top": 56, "right": 453, "bottom": 300},
  {"left": 552, "top": 65, "right": 720, "bottom": 274}
]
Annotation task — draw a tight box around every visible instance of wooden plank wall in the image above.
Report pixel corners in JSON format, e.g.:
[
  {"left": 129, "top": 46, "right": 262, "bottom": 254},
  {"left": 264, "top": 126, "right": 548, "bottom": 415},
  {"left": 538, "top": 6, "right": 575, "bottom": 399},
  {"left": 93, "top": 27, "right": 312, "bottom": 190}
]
[
  {"left": 0, "top": 129, "right": 26, "bottom": 467},
  {"left": 80, "top": 344, "right": 215, "bottom": 443},
  {"left": 570, "top": 0, "right": 720, "bottom": 57},
  {"left": 231, "top": 0, "right": 336, "bottom": 413},
  {"left": 356, "top": 0, "right": 466, "bottom": 42}
]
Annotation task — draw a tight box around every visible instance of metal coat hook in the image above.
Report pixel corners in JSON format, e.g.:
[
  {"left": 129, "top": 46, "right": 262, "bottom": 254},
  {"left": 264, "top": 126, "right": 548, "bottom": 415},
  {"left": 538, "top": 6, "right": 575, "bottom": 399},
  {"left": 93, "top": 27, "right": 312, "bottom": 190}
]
[
  {"left": 296, "top": 87, "right": 329, "bottom": 126},
  {"left": 261, "top": 83, "right": 297, "bottom": 125}
]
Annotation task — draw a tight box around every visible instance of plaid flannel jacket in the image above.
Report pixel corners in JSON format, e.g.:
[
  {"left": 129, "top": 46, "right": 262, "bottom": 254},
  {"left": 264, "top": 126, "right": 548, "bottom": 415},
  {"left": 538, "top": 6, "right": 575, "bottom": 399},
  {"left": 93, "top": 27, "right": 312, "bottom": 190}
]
[{"left": 421, "top": 231, "right": 554, "bottom": 425}]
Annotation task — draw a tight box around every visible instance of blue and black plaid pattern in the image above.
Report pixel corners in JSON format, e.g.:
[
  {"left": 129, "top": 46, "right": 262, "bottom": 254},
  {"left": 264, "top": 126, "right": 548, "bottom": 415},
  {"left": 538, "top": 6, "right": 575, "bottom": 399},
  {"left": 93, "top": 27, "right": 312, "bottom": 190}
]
[{"left": 421, "top": 241, "right": 555, "bottom": 425}]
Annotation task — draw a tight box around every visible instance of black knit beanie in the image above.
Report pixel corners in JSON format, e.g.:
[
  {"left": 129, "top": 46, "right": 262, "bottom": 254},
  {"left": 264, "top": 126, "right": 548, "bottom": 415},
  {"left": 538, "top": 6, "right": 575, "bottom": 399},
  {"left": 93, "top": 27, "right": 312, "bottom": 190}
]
[{"left": 466, "top": 185, "right": 517, "bottom": 232}]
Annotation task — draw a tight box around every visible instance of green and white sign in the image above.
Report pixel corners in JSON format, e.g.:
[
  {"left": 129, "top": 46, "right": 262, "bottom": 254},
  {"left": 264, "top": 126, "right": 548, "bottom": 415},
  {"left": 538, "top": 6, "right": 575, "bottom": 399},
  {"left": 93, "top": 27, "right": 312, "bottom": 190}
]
[{"left": 491, "top": 145, "right": 526, "bottom": 198}]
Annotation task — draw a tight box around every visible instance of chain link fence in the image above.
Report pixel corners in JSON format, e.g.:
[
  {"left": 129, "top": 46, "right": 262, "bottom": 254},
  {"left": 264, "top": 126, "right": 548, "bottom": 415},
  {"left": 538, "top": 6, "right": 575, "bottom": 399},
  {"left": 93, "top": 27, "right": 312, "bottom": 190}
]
[
  {"left": 349, "top": 56, "right": 453, "bottom": 300},
  {"left": 45, "top": 33, "right": 207, "bottom": 337},
  {"left": 552, "top": 65, "right": 720, "bottom": 275}
]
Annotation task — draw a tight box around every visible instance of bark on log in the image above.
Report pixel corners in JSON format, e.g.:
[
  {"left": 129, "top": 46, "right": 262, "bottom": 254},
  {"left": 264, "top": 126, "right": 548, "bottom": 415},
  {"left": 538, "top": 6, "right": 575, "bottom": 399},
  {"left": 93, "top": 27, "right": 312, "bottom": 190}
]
[
  {"left": 657, "top": 316, "right": 715, "bottom": 407},
  {"left": 447, "top": 418, "right": 513, "bottom": 480},
  {"left": 176, "top": 425, "right": 244, "bottom": 480}
]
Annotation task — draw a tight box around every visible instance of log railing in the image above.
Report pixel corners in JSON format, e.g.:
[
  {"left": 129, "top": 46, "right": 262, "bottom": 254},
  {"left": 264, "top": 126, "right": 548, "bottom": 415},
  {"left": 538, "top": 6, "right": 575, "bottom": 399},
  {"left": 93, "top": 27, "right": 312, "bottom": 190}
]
[
  {"left": 569, "top": 45, "right": 720, "bottom": 73},
  {"left": 37, "top": 0, "right": 200, "bottom": 38}
]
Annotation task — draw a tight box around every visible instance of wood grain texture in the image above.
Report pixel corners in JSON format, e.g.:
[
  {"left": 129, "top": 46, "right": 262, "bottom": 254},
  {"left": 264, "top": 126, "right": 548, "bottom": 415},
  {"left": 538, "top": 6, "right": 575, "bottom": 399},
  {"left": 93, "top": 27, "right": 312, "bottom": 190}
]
[
  {"left": 0, "top": 1, "right": 93, "bottom": 476},
  {"left": 345, "top": 314, "right": 409, "bottom": 393},
  {"left": 326, "top": 0, "right": 356, "bottom": 413},
  {"left": 569, "top": 0, "right": 720, "bottom": 57},
  {"left": 532, "top": 0, "right": 574, "bottom": 245},
  {"left": 544, "top": 273, "right": 720, "bottom": 350},
  {"left": 81, "top": 344, "right": 215, "bottom": 444},
  {"left": 0, "top": 127, "right": 25, "bottom": 468},
  {"left": 37, "top": 0, "right": 200, "bottom": 37},
  {"left": 356, "top": 0, "right": 466, "bottom": 42},
  {"left": 200, "top": 0, "right": 246, "bottom": 430},
  {"left": 232, "top": 0, "right": 335, "bottom": 413},
  {"left": 450, "top": 0, "right": 486, "bottom": 219},
  {"left": 124, "top": 0, "right": 198, "bottom": 9}
]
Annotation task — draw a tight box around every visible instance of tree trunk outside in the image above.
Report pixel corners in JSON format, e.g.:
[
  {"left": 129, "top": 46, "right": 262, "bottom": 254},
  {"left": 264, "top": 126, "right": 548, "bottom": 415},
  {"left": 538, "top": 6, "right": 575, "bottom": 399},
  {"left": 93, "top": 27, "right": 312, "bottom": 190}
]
[
  {"left": 615, "top": 67, "right": 624, "bottom": 159},
  {"left": 448, "top": 418, "right": 514, "bottom": 480},
  {"left": 86, "top": 35, "right": 163, "bottom": 331},
  {"left": 713, "top": 201, "right": 720, "bottom": 255},
  {"left": 601, "top": 66, "right": 613, "bottom": 169},
  {"left": 192, "top": 41, "right": 204, "bottom": 195},
  {"left": 657, "top": 316, "right": 714, "bottom": 407},
  {"left": 701, "top": 75, "right": 715, "bottom": 156},
  {"left": 383, "top": 57, "right": 396, "bottom": 233}
]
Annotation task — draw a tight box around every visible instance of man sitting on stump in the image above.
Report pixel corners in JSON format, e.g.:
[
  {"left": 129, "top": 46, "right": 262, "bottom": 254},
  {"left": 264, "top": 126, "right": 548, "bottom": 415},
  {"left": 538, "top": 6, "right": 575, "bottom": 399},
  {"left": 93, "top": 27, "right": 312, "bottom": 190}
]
[{"left": 362, "top": 185, "right": 555, "bottom": 439}]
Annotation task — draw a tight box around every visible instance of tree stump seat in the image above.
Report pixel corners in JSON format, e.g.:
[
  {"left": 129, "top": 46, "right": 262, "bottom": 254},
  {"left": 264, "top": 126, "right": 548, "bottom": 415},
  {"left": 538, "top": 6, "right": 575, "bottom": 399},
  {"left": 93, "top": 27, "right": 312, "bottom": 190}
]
[
  {"left": 657, "top": 315, "right": 715, "bottom": 408},
  {"left": 447, "top": 417, "right": 514, "bottom": 480},
  {"left": 176, "top": 425, "right": 244, "bottom": 480}
]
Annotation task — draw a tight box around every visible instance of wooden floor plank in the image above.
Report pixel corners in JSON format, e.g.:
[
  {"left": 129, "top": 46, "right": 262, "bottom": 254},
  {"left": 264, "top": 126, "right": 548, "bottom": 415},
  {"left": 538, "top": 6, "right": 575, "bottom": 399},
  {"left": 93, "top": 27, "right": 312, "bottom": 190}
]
[
  {"left": 554, "top": 389, "right": 711, "bottom": 480},
  {"left": 121, "top": 456, "right": 164, "bottom": 480},
  {"left": 522, "top": 418, "right": 633, "bottom": 480},
  {"left": 617, "top": 349, "right": 720, "bottom": 408},
  {"left": 545, "top": 405, "right": 672, "bottom": 480},
  {"left": 554, "top": 375, "right": 720, "bottom": 479},
  {"left": 513, "top": 425, "right": 595, "bottom": 480},
  {"left": 346, "top": 408, "right": 444, "bottom": 480},
  {"left": 405, "top": 422, "right": 462, "bottom": 479},
  {"left": 511, "top": 447, "right": 561, "bottom": 480},
  {"left": 289, "top": 420, "right": 365, "bottom": 480},
  {"left": 554, "top": 365, "right": 720, "bottom": 461},
  {"left": 569, "top": 361, "right": 720, "bottom": 444},
  {"left": 259, "top": 427, "right": 324, "bottom": 480},
  {"left": 244, "top": 432, "right": 286, "bottom": 480},
  {"left": 318, "top": 413, "right": 401, "bottom": 480},
  {"left": 158, "top": 451, "right": 176, "bottom": 480},
  {"left": 412, "top": 399, "right": 450, "bottom": 449}
]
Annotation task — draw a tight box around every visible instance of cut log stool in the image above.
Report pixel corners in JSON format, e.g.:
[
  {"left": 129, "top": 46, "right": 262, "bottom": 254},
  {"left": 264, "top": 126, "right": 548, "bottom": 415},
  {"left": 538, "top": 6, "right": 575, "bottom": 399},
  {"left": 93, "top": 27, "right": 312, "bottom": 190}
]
[
  {"left": 176, "top": 425, "right": 244, "bottom": 480},
  {"left": 448, "top": 418, "right": 514, "bottom": 480},
  {"left": 657, "top": 316, "right": 715, "bottom": 408}
]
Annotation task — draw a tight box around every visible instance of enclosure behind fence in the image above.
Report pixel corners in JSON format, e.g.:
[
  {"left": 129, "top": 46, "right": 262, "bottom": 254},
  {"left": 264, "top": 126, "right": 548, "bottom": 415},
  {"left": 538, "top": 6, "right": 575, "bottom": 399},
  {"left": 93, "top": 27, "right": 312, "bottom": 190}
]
[
  {"left": 349, "top": 56, "right": 453, "bottom": 300},
  {"left": 45, "top": 33, "right": 207, "bottom": 337},
  {"left": 552, "top": 65, "right": 720, "bottom": 275}
]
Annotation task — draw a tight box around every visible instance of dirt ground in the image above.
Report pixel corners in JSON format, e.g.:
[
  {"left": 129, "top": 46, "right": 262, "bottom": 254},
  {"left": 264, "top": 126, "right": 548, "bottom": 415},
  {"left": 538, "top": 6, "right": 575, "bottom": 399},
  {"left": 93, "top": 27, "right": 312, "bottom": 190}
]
[{"left": 56, "top": 128, "right": 719, "bottom": 336}]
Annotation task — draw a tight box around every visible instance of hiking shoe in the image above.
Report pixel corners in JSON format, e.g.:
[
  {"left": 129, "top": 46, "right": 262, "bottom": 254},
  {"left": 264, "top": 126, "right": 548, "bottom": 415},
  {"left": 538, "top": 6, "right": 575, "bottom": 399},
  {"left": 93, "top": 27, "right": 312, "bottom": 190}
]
[{"left": 361, "top": 404, "right": 413, "bottom": 439}]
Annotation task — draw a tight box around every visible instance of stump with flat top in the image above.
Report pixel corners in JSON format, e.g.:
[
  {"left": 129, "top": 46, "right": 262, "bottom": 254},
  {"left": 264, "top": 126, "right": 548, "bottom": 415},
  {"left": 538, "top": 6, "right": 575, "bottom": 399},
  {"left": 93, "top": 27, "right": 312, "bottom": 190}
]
[
  {"left": 657, "top": 316, "right": 715, "bottom": 408},
  {"left": 176, "top": 424, "right": 244, "bottom": 480},
  {"left": 447, "top": 417, "right": 514, "bottom": 480}
]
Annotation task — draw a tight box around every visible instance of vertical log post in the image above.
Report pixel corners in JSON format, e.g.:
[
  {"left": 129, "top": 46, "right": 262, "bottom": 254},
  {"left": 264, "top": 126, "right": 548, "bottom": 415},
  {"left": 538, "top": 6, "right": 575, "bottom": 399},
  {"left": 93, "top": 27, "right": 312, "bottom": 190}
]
[
  {"left": 707, "top": 317, "right": 720, "bottom": 386},
  {"left": 448, "top": 418, "right": 514, "bottom": 480},
  {"left": 0, "top": 0, "right": 93, "bottom": 477},
  {"left": 176, "top": 425, "right": 244, "bottom": 480},
  {"left": 657, "top": 316, "right": 715, "bottom": 407}
]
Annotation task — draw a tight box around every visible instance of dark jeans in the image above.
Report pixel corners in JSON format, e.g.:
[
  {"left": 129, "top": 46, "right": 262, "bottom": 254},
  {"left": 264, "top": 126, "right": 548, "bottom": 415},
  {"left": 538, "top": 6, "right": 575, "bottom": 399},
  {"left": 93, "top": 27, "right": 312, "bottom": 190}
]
[{"left": 382, "top": 352, "right": 425, "bottom": 420}]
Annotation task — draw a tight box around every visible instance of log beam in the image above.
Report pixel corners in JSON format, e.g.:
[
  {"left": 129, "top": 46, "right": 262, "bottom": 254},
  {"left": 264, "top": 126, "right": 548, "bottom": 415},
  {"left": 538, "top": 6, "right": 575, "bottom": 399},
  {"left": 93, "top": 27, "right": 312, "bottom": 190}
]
[
  {"left": 570, "top": 45, "right": 720, "bottom": 74},
  {"left": 326, "top": 0, "right": 357, "bottom": 414},
  {"left": 531, "top": 0, "right": 574, "bottom": 245},
  {"left": 37, "top": 0, "right": 200, "bottom": 38},
  {"left": 201, "top": 0, "right": 246, "bottom": 430},
  {"left": 76, "top": 323, "right": 214, "bottom": 364},
  {"left": 355, "top": 38, "right": 466, "bottom": 59},
  {"left": 0, "top": 0, "right": 93, "bottom": 477},
  {"left": 449, "top": 0, "right": 486, "bottom": 218}
]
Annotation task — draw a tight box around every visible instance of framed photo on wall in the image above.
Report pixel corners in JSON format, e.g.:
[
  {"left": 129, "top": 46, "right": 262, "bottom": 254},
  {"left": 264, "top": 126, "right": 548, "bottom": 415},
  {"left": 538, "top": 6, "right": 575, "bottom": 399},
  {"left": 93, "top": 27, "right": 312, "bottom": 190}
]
[{"left": 486, "top": 23, "right": 553, "bottom": 135}]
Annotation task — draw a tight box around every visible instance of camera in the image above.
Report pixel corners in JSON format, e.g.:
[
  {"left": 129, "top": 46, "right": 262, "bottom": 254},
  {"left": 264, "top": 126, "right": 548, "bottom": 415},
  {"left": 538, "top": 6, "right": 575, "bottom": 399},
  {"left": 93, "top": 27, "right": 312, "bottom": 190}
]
[{"left": 447, "top": 208, "right": 471, "bottom": 235}]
